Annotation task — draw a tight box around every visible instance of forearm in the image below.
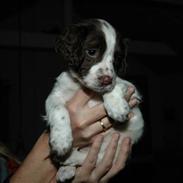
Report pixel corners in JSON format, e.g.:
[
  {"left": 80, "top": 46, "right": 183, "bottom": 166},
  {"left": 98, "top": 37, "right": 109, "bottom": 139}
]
[{"left": 10, "top": 133, "right": 57, "bottom": 183}]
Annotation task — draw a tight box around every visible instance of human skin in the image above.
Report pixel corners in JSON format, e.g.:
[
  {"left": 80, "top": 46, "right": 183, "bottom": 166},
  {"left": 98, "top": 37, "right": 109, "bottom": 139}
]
[{"left": 10, "top": 87, "right": 137, "bottom": 183}]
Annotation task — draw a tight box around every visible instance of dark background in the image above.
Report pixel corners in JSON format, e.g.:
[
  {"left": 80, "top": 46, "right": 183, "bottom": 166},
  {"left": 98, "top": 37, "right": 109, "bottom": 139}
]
[{"left": 0, "top": 0, "right": 183, "bottom": 182}]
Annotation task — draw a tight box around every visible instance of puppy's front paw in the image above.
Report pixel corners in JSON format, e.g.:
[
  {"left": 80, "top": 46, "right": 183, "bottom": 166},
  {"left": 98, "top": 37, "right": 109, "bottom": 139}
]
[
  {"left": 104, "top": 98, "right": 130, "bottom": 122},
  {"left": 50, "top": 139, "right": 72, "bottom": 166},
  {"left": 49, "top": 130, "right": 73, "bottom": 165},
  {"left": 57, "top": 166, "right": 76, "bottom": 182}
]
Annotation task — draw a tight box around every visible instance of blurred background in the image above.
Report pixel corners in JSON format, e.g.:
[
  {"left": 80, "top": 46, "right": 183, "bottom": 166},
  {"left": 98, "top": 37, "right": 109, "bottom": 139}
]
[{"left": 0, "top": 0, "right": 183, "bottom": 182}]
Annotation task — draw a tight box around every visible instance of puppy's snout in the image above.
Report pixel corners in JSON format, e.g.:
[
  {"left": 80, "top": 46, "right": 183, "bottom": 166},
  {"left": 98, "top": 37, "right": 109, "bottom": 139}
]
[{"left": 98, "top": 75, "right": 113, "bottom": 86}]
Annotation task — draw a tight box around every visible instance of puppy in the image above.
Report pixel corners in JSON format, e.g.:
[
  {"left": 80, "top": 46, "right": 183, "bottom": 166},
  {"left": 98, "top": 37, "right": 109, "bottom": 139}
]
[{"left": 45, "top": 19, "right": 144, "bottom": 182}]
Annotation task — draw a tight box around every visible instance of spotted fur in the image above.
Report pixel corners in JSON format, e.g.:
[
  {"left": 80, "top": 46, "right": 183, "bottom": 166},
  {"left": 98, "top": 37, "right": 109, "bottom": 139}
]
[{"left": 46, "top": 19, "right": 144, "bottom": 182}]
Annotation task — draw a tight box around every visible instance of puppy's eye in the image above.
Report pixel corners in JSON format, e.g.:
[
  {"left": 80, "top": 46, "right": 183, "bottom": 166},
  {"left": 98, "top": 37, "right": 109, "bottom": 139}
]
[{"left": 86, "top": 49, "right": 97, "bottom": 57}]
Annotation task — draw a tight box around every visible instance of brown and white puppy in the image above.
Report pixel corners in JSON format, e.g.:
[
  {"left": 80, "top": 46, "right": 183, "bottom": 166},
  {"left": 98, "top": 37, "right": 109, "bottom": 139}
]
[{"left": 45, "top": 19, "right": 144, "bottom": 182}]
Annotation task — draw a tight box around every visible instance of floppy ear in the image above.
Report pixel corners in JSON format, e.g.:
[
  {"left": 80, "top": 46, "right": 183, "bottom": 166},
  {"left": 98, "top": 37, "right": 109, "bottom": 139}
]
[
  {"left": 114, "top": 38, "right": 129, "bottom": 76},
  {"left": 55, "top": 24, "right": 88, "bottom": 70}
]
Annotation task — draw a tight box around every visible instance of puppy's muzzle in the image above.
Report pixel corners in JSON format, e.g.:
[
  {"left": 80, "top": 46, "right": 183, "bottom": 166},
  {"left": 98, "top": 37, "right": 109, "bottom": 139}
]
[{"left": 98, "top": 75, "right": 113, "bottom": 86}]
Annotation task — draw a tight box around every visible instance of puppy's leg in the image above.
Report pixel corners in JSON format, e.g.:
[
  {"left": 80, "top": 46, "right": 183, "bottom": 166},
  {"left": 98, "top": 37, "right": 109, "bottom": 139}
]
[
  {"left": 56, "top": 166, "right": 76, "bottom": 182},
  {"left": 127, "top": 107, "right": 144, "bottom": 142},
  {"left": 48, "top": 105, "right": 73, "bottom": 163},
  {"left": 103, "top": 84, "right": 130, "bottom": 122}
]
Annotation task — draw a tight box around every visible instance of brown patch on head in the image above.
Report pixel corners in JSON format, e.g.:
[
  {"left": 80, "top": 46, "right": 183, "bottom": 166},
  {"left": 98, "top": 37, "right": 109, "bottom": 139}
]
[
  {"left": 55, "top": 19, "right": 128, "bottom": 79},
  {"left": 78, "top": 28, "right": 106, "bottom": 77},
  {"left": 113, "top": 33, "right": 128, "bottom": 76},
  {"left": 55, "top": 19, "right": 107, "bottom": 77}
]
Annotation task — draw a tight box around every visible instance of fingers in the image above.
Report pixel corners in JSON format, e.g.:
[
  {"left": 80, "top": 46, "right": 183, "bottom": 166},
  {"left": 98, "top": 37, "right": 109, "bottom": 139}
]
[
  {"left": 73, "top": 135, "right": 131, "bottom": 183},
  {"left": 114, "top": 137, "right": 131, "bottom": 169},
  {"left": 100, "top": 137, "right": 131, "bottom": 183},
  {"left": 83, "top": 117, "right": 112, "bottom": 141},
  {"left": 82, "top": 135, "right": 104, "bottom": 172},
  {"left": 129, "top": 98, "right": 138, "bottom": 108},
  {"left": 97, "top": 117, "right": 112, "bottom": 132},
  {"left": 67, "top": 89, "right": 106, "bottom": 126},
  {"left": 72, "top": 135, "right": 104, "bottom": 183},
  {"left": 129, "top": 98, "right": 140, "bottom": 109},
  {"left": 91, "top": 133, "right": 120, "bottom": 181},
  {"left": 124, "top": 86, "right": 135, "bottom": 101},
  {"left": 125, "top": 86, "right": 139, "bottom": 108},
  {"left": 128, "top": 112, "right": 134, "bottom": 120},
  {"left": 49, "top": 176, "right": 57, "bottom": 183},
  {"left": 67, "top": 89, "right": 94, "bottom": 109},
  {"left": 84, "top": 104, "right": 107, "bottom": 126}
]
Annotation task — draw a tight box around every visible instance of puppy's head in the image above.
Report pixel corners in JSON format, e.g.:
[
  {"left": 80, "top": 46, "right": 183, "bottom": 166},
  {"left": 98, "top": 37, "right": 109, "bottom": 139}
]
[{"left": 55, "top": 19, "right": 126, "bottom": 93}]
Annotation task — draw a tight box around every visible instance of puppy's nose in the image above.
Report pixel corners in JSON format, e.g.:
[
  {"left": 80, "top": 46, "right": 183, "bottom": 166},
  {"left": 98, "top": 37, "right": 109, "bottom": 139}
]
[{"left": 98, "top": 75, "right": 113, "bottom": 86}]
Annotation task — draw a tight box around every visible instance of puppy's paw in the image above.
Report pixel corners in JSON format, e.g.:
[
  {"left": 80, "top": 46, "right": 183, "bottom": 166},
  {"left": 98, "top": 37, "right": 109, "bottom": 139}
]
[
  {"left": 56, "top": 166, "right": 76, "bottom": 182},
  {"left": 50, "top": 140, "right": 73, "bottom": 167},
  {"left": 104, "top": 98, "right": 130, "bottom": 122},
  {"left": 49, "top": 130, "right": 73, "bottom": 160},
  {"left": 50, "top": 150, "right": 63, "bottom": 167}
]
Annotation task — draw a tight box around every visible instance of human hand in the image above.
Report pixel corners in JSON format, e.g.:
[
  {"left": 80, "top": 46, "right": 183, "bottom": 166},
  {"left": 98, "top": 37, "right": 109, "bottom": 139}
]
[
  {"left": 72, "top": 134, "right": 131, "bottom": 183},
  {"left": 66, "top": 89, "right": 112, "bottom": 148},
  {"left": 67, "top": 87, "right": 138, "bottom": 148},
  {"left": 10, "top": 132, "right": 57, "bottom": 183},
  {"left": 125, "top": 86, "right": 140, "bottom": 109},
  {"left": 125, "top": 86, "right": 139, "bottom": 119},
  {"left": 10, "top": 87, "right": 136, "bottom": 183}
]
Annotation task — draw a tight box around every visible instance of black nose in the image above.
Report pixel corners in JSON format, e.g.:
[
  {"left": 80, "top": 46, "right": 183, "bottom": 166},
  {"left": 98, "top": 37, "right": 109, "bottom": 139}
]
[{"left": 98, "top": 75, "right": 113, "bottom": 86}]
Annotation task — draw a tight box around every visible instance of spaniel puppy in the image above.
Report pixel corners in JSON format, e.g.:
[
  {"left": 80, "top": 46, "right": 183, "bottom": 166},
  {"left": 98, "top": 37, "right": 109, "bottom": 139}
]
[{"left": 45, "top": 19, "right": 144, "bottom": 182}]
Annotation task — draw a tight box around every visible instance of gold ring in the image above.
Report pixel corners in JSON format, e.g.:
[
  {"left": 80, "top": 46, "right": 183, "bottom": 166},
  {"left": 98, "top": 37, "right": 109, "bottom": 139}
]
[{"left": 100, "top": 121, "right": 106, "bottom": 131}]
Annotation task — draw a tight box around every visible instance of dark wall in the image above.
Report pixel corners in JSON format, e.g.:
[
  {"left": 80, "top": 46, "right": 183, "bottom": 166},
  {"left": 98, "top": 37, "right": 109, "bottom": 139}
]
[{"left": 0, "top": 0, "right": 183, "bottom": 182}]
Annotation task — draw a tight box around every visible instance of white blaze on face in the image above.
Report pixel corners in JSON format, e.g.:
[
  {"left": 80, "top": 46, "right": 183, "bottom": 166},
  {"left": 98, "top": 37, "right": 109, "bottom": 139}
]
[
  {"left": 99, "top": 19, "right": 116, "bottom": 66},
  {"left": 82, "top": 19, "right": 117, "bottom": 92},
  {"left": 87, "top": 20, "right": 117, "bottom": 77}
]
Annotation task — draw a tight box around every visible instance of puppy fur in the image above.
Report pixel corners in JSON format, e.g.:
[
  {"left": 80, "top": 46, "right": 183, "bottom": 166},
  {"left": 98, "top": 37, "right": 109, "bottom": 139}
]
[{"left": 45, "top": 19, "right": 144, "bottom": 182}]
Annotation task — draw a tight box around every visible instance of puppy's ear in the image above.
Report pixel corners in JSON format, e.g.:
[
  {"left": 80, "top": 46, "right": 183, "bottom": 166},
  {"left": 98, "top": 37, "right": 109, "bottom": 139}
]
[
  {"left": 55, "top": 24, "right": 88, "bottom": 70},
  {"left": 114, "top": 38, "right": 129, "bottom": 76}
]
